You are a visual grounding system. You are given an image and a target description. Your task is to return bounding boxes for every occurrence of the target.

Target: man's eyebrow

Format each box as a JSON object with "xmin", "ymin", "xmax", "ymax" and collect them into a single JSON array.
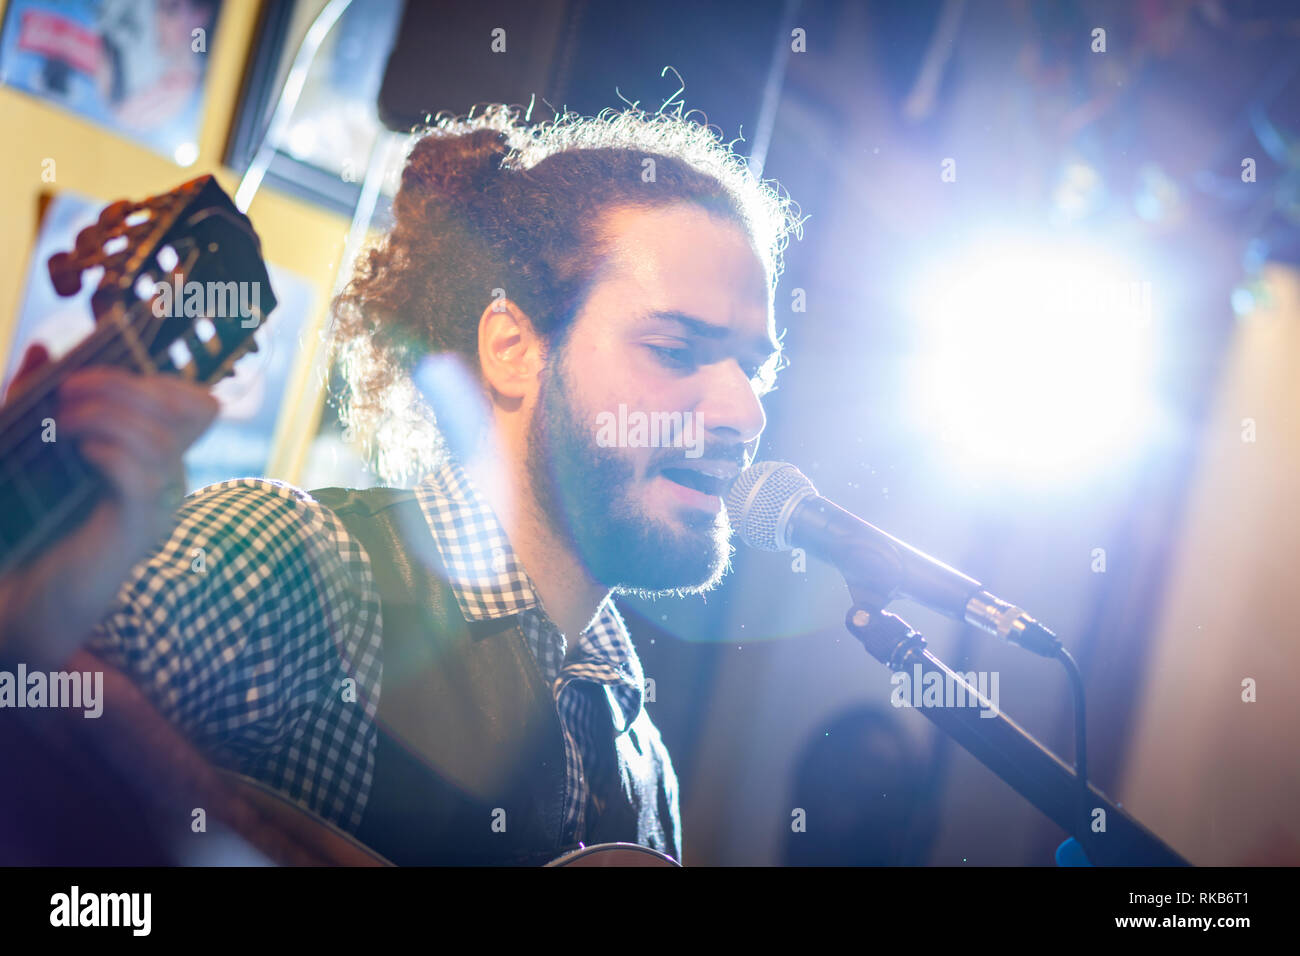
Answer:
[{"xmin": 647, "ymin": 310, "xmax": 781, "ymax": 362}]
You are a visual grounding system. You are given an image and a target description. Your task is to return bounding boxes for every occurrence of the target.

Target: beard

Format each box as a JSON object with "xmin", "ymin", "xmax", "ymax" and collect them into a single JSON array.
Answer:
[{"xmin": 525, "ymin": 354, "xmax": 733, "ymax": 598}]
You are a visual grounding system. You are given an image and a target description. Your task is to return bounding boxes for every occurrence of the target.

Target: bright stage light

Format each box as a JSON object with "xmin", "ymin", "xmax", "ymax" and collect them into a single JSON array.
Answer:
[{"xmin": 906, "ymin": 234, "xmax": 1163, "ymax": 483}]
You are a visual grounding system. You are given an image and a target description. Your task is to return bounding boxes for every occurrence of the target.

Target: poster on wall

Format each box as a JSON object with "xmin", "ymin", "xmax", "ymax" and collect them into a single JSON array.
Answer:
[
  {"xmin": 4, "ymin": 189, "xmax": 318, "ymax": 493},
  {"xmin": 0, "ymin": 0, "xmax": 221, "ymax": 165}
]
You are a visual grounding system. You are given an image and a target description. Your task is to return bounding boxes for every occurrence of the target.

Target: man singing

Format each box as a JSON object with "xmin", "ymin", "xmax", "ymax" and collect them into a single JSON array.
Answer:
[{"xmin": 79, "ymin": 104, "xmax": 803, "ymax": 864}]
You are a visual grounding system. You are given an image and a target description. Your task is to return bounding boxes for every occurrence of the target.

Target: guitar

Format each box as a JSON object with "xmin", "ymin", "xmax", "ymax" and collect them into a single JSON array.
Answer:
[
  {"xmin": 0, "ymin": 174, "xmax": 275, "ymax": 577},
  {"xmin": 224, "ymin": 770, "xmax": 681, "ymax": 867}
]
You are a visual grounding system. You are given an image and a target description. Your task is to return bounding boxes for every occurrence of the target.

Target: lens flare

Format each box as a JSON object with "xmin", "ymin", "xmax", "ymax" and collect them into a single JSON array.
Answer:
[{"xmin": 907, "ymin": 235, "xmax": 1163, "ymax": 482}]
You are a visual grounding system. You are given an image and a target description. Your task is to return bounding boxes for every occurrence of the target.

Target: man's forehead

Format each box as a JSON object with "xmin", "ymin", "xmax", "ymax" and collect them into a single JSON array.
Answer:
[{"xmin": 592, "ymin": 203, "xmax": 771, "ymax": 328}]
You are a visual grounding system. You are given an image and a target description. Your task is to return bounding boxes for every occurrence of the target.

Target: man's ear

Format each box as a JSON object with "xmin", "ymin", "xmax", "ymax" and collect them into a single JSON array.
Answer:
[{"xmin": 477, "ymin": 297, "xmax": 544, "ymax": 400}]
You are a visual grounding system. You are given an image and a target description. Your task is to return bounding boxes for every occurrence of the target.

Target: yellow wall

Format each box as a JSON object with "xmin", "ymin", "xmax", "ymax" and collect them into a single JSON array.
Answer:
[
  {"xmin": 1119, "ymin": 263, "xmax": 1300, "ymax": 865},
  {"xmin": 0, "ymin": 0, "xmax": 350, "ymax": 482}
]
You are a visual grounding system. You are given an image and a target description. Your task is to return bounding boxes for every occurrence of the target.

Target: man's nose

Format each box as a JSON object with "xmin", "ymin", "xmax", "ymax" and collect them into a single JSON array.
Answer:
[{"xmin": 696, "ymin": 359, "xmax": 766, "ymax": 448}]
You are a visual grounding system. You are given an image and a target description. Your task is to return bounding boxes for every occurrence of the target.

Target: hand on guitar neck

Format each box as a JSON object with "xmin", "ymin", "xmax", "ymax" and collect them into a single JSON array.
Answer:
[{"xmin": 0, "ymin": 342, "xmax": 219, "ymax": 668}]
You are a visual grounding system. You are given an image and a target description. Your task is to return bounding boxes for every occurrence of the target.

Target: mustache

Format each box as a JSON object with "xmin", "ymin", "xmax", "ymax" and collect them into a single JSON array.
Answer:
[{"xmin": 649, "ymin": 445, "xmax": 752, "ymax": 473}]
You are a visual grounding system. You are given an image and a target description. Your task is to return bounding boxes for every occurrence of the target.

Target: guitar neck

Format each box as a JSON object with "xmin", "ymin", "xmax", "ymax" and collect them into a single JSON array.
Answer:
[
  {"xmin": 0, "ymin": 322, "xmax": 144, "ymax": 577},
  {"xmin": 0, "ymin": 174, "xmax": 275, "ymax": 578}
]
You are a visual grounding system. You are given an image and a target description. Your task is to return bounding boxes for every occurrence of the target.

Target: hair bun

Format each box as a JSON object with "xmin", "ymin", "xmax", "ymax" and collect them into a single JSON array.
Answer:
[{"xmin": 399, "ymin": 127, "xmax": 511, "ymax": 207}]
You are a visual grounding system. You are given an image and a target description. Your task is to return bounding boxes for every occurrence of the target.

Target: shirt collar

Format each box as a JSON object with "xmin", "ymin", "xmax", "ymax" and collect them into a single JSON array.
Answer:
[
  {"xmin": 569, "ymin": 600, "xmax": 644, "ymax": 733},
  {"xmin": 413, "ymin": 457, "xmax": 539, "ymax": 622},
  {"xmin": 411, "ymin": 459, "xmax": 643, "ymax": 726}
]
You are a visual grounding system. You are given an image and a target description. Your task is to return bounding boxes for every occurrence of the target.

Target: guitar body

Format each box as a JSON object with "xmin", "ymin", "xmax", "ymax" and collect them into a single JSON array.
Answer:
[
  {"xmin": 546, "ymin": 843, "xmax": 680, "ymax": 867},
  {"xmin": 220, "ymin": 772, "xmax": 395, "ymax": 866},
  {"xmin": 222, "ymin": 771, "xmax": 679, "ymax": 867}
]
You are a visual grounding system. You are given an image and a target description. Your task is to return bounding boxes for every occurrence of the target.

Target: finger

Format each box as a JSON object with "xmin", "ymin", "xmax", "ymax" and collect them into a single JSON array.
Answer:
[
  {"xmin": 77, "ymin": 438, "xmax": 184, "ymax": 520},
  {"xmin": 144, "ymin": 377, "xmax": 222, "ymax": 436},
  {"xmin": 56, "ymin": 378, "xmax": 218, "ymax": 473},
  {"xmin": 15, "ymin": 342, "xmax": 50, "ymax": 379},
  {"xmin": 58, "ymin": 372, "xmax": 220, "ymax": 439},
  {"xmin": 66, "ymin": 373, "xmax": 221, "ymax": 429},
  {"xmin": 4, "ymin": 342, "xmax": 51, "ymax": 400},
  {"xmin": 56, "ymin": 390, "xmax": 177, "ymax": 444},
  {"xmin": 64, "ymin": 417, "xmax": 179, "ymax": 500},
  {"xmin": 58, "ymin": 391, "xmax": 213, "ymax": 467}
]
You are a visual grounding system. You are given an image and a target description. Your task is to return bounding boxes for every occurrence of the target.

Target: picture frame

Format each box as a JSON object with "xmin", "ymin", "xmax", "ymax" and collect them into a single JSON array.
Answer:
[
  {"xmin": 225, "ymin": 0, "xmax": 404, "ymax": 216},
  {"xmin": 0, "ymin": 0, "xmax": 222, "ymax": 165}
]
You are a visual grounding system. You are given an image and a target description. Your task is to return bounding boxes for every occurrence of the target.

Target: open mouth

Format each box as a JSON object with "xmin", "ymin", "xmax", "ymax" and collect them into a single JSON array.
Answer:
[{"xmin": 658, "ymin": 467, "xmax": 727, "ymax": 498}]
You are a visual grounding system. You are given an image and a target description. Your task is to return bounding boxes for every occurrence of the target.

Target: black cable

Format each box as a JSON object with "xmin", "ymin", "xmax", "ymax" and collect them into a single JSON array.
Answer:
[{"xmin": 1055, "ymin": 644, "xmax": 1090, "ymax": 849}]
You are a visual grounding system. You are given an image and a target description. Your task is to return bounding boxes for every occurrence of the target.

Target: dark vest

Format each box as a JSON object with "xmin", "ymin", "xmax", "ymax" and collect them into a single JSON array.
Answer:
[{"xmin": 310, "ymin": 486, "xmax": 680, "ymax": 866}]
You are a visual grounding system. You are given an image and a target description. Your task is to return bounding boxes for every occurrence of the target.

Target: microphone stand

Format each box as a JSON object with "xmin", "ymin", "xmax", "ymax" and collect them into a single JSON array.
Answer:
[{"xmin": 840, "ymin": 578, "xmax": 1190, "ymax": 866}]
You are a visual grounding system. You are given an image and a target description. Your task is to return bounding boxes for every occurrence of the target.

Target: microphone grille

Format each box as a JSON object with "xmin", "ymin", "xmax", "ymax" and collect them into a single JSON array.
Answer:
[{"xmin": 724, "ymin": 460, "xmax": 817, "ymax": 552}]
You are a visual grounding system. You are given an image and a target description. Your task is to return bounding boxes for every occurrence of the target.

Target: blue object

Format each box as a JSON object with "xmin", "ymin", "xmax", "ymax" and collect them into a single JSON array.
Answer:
[{"xmin": 1055, "ymin": 837, "xmax": 1094, "ymax": 866}]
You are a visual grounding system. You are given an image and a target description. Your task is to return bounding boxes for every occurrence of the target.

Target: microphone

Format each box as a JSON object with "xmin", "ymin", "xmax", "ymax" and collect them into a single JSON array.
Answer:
[{"xmin": 725, "ymin": 461, "xmax": 1061, "ymax": 657}]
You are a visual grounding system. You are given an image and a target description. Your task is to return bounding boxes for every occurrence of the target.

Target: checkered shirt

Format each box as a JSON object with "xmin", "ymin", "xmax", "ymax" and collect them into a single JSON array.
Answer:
[
  {"xmin": 414, "ymin": 461, "xmax": 647, "ymax": 843},
  {"xmin": 86, "ymin": 459, "xmax": 653, "ymax": 847}
]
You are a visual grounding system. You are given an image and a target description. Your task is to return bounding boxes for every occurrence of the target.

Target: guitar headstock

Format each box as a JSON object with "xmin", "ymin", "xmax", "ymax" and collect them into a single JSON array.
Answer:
[{"xmin": 45, "ymin": 175, "xmax": 277, "ymax": 385}]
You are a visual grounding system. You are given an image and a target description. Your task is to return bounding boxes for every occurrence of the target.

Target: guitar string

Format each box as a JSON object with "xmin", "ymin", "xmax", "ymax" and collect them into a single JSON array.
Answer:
[
  {"xmin": 0, "ymin": 294, "xmax": 238, "ymax": 471},
  {"xmin": 0, "ymin": 301, "xmax": 162, "ymax": 453},
  {"xmin": 0, "ymin": 190, "xmax": 257, "ymax": 544},
  {"xmin": 0, "ymin": 305, "xmax": 200, "ymax": 537},
  {"xmin": 0, "ymin": 254, "xmax": 256, "ymax": 451},
  {"xmin": 0, "ymin": 210, "xmax": 217, "ymax": 444}
]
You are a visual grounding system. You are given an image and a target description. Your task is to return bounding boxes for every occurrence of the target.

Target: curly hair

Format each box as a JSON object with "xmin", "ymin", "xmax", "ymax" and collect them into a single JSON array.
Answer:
[{"xmin": 329, "ymin": 102, "xmax": 804, "ymax": 485}]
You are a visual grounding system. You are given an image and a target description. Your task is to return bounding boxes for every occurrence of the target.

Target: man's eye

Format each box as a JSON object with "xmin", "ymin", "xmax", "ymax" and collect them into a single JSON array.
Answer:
[{"xmin": 648, "ymin": 345, "xmax": 695, "ymax": 370}]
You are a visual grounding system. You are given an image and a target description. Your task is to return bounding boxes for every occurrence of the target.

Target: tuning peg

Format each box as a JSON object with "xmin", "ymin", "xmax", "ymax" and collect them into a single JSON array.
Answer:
[
  {"xmin": 75, "ymin": 224, "xmax": 103, "ymax": 256},
  {"xmin": 47, "ymin": 251, "xmax": 82, "ymax": 296},
  {"xmin": 90, "ymin": 288, "xmax": 117, "ymax": 321},
  {"xmin": 97, "ymin": 200, "xmax": 131, "ymax": 226}
]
